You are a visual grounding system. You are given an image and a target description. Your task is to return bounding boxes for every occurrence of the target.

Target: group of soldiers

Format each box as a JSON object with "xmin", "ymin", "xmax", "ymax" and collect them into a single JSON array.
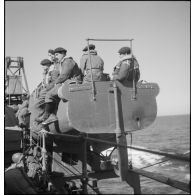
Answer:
[
  {"xmin": 18, "ymin": 44, "xmax": 140, "ymax": 127},
  {"xmin": 5, "ymin": 44, "xmax": 141, "ymax": 194}
]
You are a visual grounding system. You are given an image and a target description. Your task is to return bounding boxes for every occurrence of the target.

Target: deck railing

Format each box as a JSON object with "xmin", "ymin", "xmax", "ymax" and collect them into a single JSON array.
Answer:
[{"xmin": 32, "ymin": 128, "xmax": 190, "ymax": 194}]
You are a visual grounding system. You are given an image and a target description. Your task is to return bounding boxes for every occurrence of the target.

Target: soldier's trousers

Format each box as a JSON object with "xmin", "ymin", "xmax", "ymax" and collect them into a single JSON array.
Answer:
[
  {"xmin": 45, "ymin": 83, "xmax": 62, "ymax": 103},
  {"xmin": 35, "ymin": 83, "xmax": 55, "ymax": 108}
]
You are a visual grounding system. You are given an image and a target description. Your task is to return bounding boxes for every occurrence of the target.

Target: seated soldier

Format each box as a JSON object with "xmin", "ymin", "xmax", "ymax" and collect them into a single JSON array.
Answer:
[
  {"xmin": 34, "ymin": 57, "xmax": 60, "ymax": 124},
  {"xmin": 80, "ymin": 44, "xmax": 108, "ymax": 83},
  {"xmin": 112, "ymin": 46, "xmax": 140, "ymax": 85},
  {"xmin": 36, "ymin": 47, "xmax": 82, "ymax": 124},
  {"xmin": 5, "ymin": 153, "xmax": 38, "ymax": 194},
  {"xmin": 36, "ymin": 58, "xmax": 60, "ymax": 107}
]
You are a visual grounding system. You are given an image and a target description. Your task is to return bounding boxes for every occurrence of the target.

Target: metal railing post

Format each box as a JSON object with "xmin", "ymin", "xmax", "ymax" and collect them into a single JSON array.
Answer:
[
  {"xmin": 81, "ymin": 133, "xmax": 88, "ymax": 194},
  {"xmin": 113, "ymin": 81, "xmax": 129, "ymax": 181},
  {"xmin": 41, "ymin": 129, "xmax": 47, "ymax": 172},
  {"xmin": 130, "ymin": 39, "xmax": 136, "ymax": 100}
]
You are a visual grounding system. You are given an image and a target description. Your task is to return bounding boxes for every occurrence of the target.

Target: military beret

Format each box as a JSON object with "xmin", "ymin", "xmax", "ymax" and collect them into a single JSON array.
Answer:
[
  {"xmin": 40, "ymin": 59, "xmax": 53, "ymax": 66},
  {"xmin": 54, "ymin": 47, "xmax": 67, "ymax": 54},
  {"xmin": 83, "ymin": 44, "xmax": 95, "ymax": 52},
  {"xmin": 118, "ymin": 47, "xmax": 131, "ymax": 55},
  {"xmin": 48, "ymin": 49, "xmax": 54, "ymax": 55}
]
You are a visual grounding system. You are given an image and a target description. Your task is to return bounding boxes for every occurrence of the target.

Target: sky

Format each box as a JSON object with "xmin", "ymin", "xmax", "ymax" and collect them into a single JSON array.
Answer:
[{"xmin": 4, "ymin": 1, "xmax": 190, "ymax": 116}]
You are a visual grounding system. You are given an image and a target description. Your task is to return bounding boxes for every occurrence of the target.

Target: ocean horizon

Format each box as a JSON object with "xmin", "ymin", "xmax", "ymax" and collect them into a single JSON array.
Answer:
[{"xmin": 99, "ymin": 114, "xmax": 190, "ymax": 194}]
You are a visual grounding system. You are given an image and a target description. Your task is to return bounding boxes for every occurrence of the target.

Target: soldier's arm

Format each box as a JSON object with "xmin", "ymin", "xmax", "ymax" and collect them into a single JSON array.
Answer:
[
  {"xmin": 133, "ymin": 57, "xmax": 139, "ymax": 69},
  {"xmin": 113, "ymin": 63, "xmax": 129, "ymax": 81},
  {"xmin": 19, "ymin": 100, "xmax": 29, "ymax": 110},
  {"xmin": 100, "ymin": 58, "xmax": 104, "ymax": 71},
  {"xmin": 132, "ymin": 57, "xmax": 140, "ymax": 82},
  {"xmin": 80, "ymin": 56, "xmax": 87, "ymax": 74},
  {"xmin": 55, "ymin": 59, "xmax": 74, "ymax": 84}
]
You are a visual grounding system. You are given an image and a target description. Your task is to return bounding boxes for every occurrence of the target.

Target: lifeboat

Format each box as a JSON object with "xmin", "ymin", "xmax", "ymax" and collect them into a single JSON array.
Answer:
[
  {"xmin": 56, "ymin": 80, "xmax": 159, "ymax": 134},
  {"xmin": 29, "ymin": 80, "xmax": 159, "ymax": 153},
  {"xmin": 30, "ymin": 80, "xmax": 159, "ymax": 134}
]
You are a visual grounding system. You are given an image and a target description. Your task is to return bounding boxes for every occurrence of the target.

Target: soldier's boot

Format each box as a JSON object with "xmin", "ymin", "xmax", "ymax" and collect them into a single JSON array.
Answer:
[
  {"xmin": 35, "ymin": 103, "xmax": 53, "ymax": 123},
  {"xmin": 42, "ymin": 113, "xmax": 58, "ymax": 125}
]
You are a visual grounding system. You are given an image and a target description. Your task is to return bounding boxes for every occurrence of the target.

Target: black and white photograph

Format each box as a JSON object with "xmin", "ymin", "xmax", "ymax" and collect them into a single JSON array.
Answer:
[{"xmin": 4, "ymin": 1, "xmax": 190, "ymax": 194}]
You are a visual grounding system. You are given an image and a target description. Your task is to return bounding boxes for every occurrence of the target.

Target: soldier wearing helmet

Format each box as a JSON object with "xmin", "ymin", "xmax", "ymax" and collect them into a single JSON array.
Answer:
[
  {"xmin": 12, "ymin": 152, "xmax": 23, "ymax": 164},
  {"xmin": 112, "ymin": 46, "xmax": 140, "ymax": 85},
  {"xmin": 5, "ymin": 153, "xmax": 24, "ymax": 172}
]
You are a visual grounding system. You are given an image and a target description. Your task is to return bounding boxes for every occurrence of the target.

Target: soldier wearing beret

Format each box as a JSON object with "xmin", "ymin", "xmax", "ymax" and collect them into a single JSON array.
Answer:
[
  {"xmin": 47, "ymin": 49, "xmax": 60, "ymax": 86},
  {"xmin": 35, "ymin": 58, "xmax": 60, "ymax": 107},
  {"xmin": 80, "ymin": 44, "xmax": 106, "ymax": 83},
  {"xmin": 36, "ymin": 47, "xmax": 82, "ymax": 124},
  {"xmin": 41, "ymin": 59, "xmax": 54, "ymax": 87},
  {"xmin": 48, "ymin": 49, "xmax": 55, "ymax": 62},
  {"xmin": 112, "ymin": 46, "xmax": 140, "ymax": 86}
]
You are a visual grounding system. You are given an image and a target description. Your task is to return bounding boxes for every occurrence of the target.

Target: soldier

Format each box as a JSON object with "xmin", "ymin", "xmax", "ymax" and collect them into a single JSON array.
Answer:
[
  {"xmin": 41, "ymin": 58, "xmax": 53, "ymax": 88},
  {"xmin": 16, "ymin": 95, "xmax": 30, "ymax": 128},
  {"xmin": 48, "ymin": 49, "xmax": 56, "ymax": 62},
  {"xmin": 36, "ymin": 47, "xmax": 82, "ymax": 124},
  {"xmin": 112, "ymin": 46, "xmax": 140, "ymax": 85},
  {"xmin": 80, "ymin": 44, "xmax": 106, "ymax": 83},
  {"xmin": 35, "ymin": 58, "xmax": 60, "ymax": 108},
  {"xmin": 46, "ymin": 49, "xmax": 60, "ymax": 88}
]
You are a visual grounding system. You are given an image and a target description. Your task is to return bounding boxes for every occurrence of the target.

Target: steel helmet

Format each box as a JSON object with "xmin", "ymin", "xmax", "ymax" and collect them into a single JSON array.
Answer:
[{"xmin": 12, "ymin": 153, "xmax": 23, "ymax": 163}]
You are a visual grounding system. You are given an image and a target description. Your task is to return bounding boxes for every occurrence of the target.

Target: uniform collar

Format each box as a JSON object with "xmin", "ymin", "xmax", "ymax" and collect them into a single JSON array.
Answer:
[
  {"xmin": 116, "ymin": 54, "xmax": 134, "ymax": 64},
  {"xmin": 120, "ymin": 54, "xmax": 132, "ymax": 61},
  {"xmin": 59, "ymin": 56, "xmax": 71, "ymax": 64},
  {"xmin": 83, "ymin": 50, "xmax": 97, "ymax": 55}
]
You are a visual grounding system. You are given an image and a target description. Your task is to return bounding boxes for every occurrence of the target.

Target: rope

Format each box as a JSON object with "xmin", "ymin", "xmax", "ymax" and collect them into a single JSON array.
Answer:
[
  {"xmin": 31, "ymin": 130, "xmax": 190, "ymax": 162},
  {"xmin": 129, "ymin": 132, "xmax": 133, "ymax": 168}
]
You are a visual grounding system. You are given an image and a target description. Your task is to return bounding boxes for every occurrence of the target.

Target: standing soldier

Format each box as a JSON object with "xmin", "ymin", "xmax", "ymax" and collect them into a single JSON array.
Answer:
[
  {"xmin": 36, "ymin": 47, "xmax": 82, "ymax": 124},
  {"xmin": 16, "ymin": 95, "xmax": 30, "ymax": 128},
  {"xmin": 112, "ymin": 46, "xmax": 140, "ymax": 85},
  {"xmin": 80, "ymin": 44, "xmax": 106, "ymax": 83}
]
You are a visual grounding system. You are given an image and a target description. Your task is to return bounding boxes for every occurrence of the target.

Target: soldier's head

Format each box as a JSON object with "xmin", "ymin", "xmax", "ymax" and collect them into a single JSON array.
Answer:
[
  {"xmin": 118, "ymin": 47, "xmax": 131, "ymax": 58},
  {"xmin": 48, "ymin": 49, "xmax": 55, "ymax": 62},
  {"xmin": 12, "ymin": 152, "xmax": 23, "ymax": 163},
  {"xmin": 54, "ymin": 47, "xmax": 67, "ymax": 62},
  {"xmin": 40, "ymin": 59, "xmax": 53, "ymax": 70},
  {"xmin": 22, "ymin": 94, "xmax": 29, "ymax": 101},
  {"xmin": 82, "ymin": 44, "xmax": 95, "ymax": 52}
]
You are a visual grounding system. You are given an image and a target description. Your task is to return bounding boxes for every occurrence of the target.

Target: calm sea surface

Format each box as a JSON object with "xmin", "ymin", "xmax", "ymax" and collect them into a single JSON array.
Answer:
[{"xmin": 98, "ymin": 114, "xmax": 190, "ymax": 194}]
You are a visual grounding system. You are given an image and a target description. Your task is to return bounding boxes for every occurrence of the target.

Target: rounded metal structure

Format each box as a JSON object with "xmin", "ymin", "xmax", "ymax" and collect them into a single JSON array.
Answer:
[
  {"xmin": 56, "ymin": 80, "xmax": 159, "ymax": 134},
  {"xmin": 29, "ymin": 80, "xmax": 159, "ymax": 152}
]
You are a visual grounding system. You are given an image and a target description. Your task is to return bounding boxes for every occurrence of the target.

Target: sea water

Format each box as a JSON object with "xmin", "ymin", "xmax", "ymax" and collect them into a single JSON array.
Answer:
[{"xmin": 99, "ymin": 114, "xmax": 190, "ymax": 194}]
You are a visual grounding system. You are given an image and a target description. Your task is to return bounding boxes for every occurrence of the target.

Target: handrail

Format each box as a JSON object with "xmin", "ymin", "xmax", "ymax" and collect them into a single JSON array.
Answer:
[
  {"xmin": 36, "ymin": 129, "xmax": 190, "ymax": 193},
  {"xmin": 45, "ymin": 132, "xmax": 190, "ymax": 162},
  {"xmin": 86, "ymin": 38, "xmax": 134, "ymax": 41},
  {"xmin": 86, "ymin": 38, "xmax": 137, "ymax": 99}
]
